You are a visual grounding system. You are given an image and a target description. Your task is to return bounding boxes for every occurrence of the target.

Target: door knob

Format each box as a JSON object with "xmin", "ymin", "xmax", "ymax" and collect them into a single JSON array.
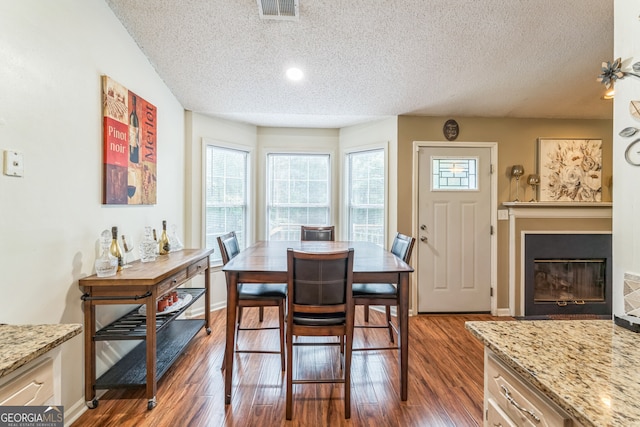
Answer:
[{"xmin": 420, "ymin": 236, "xmax": 428, "ymax": 243}]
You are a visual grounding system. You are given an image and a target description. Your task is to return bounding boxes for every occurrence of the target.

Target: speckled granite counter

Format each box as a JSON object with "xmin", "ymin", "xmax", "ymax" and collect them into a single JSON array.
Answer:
[
  {"xmin": 466, "ymin": 320, "xmax": 640, "ymax": 427},
  {"xmin": 0, "ymin": 323, "xmax": 82, "ymax": 378}
]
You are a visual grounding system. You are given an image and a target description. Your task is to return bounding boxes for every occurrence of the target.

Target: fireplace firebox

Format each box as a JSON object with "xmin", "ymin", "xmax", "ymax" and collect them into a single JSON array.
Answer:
[{"xmin": 524, "ymin": 233, "xmax": 611, "ymax": 316}]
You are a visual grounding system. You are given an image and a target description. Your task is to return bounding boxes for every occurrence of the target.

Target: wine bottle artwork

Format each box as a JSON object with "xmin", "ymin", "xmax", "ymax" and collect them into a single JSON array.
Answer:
[
  {"xmin": 129, "ymin": 95, "xmax": 140, "ymax": 164},
  {"xmin": 127, "ymin": 168, "xmax": 137, "ymax": 199}
]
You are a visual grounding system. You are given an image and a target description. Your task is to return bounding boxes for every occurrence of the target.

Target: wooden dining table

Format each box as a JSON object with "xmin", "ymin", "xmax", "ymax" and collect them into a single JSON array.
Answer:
[{"xmin": 221, "ymin": 240, "xmax": 414, "ymax": 404}]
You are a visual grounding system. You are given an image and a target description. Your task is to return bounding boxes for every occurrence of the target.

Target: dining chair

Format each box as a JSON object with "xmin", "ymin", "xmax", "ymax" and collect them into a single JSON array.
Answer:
[
  {"xmin": 300, "ymin": 225, "xmax": 335, "ymax": 241},
  {"xmin": 352, "ymin": 232, "xmax": 415, "ymax": 351},
  {"xmin": 285, "ymin": 248, "xmax": 355, "ymax": 420},
  {"xmin": 217, "ymin": 231, "xmax": 286, "ymax": 371}
]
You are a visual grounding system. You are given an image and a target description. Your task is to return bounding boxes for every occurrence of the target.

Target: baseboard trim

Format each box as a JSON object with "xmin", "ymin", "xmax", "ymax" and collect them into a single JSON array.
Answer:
[{"xmin": 495, "ymin": 308, "xmax": 512, "ymax": 317}]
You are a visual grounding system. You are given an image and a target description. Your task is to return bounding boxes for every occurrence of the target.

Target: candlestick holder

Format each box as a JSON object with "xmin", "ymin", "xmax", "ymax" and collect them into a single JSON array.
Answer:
[{"xmin": 510, "ymin": 165, "xmax": 525, "ymax": 202}]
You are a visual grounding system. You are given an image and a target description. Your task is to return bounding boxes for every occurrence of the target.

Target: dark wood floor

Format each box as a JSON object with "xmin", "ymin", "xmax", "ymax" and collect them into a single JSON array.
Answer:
[{"xmin": 72, "ymin": 309, "xmax": 510, "ymax": 426}]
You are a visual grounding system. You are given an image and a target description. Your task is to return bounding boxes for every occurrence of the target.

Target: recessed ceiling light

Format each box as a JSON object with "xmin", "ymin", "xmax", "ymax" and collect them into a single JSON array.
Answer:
[{"xmin": 286, "ymin": 67, "xmax": 304, "ymax": 81}]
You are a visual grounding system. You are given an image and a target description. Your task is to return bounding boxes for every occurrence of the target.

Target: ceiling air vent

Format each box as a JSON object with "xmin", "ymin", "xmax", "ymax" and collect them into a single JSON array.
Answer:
[{"xmin": 257, "ymin": 0, "xmax": 299, "ymax": 21}]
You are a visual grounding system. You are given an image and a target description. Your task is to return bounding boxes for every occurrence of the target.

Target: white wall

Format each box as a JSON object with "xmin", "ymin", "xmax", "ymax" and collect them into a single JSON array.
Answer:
[
  {"xmin": 0, "ymin": 0, "xmax": 186, "ymax": 419},
  {"xmin": 613, "ymin": 0, "xmax": 640, "ymax": 316}
]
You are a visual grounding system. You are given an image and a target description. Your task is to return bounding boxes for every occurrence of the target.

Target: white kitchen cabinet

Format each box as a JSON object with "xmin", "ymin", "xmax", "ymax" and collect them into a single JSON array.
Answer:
[{"xmin": 484, "ymin": 349, "xmax": 584, "ymax": 427}]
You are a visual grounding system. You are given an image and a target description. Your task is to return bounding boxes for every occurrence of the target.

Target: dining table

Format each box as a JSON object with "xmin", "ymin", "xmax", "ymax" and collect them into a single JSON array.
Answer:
[{"xmin": 221, "ymin": 240, "xmax": 414, "ymax": 404}]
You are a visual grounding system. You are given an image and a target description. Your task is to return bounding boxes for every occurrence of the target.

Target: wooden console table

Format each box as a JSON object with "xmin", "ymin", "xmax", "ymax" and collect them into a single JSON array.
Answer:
[{"xmin": 79, "ymin": 248, "xmax": 213, "ymax": 410}]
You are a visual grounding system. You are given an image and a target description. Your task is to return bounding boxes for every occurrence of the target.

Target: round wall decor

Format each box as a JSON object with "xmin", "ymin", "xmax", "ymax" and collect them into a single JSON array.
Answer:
[{"xmin": 443, "ymin": 119, "xmax": 459, "ymax": 141}]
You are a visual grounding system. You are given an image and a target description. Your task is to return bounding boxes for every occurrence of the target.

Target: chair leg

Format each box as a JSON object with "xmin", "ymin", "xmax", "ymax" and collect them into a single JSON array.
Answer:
[
  {"xmin": 235, "ymin": 307, "xmax": 241, "ymax": 346},
  {"xmin": 363, "ymin": 303, "xmax": 370, "ymax": 322},
  {"xmin": 386, "ymin": 305, "xmax": 394, "ymax": 343},
  {"xmin": 259, "ymin": 306, "xmax": 264, "ymax": 322},
  {"xmin": 344, "ymin": 331, "xmax": 353, "ymax": 419},
  {"xmin": 286, "ymin": 330, "xmax": 294, "ymax": 420},
  {"xmin": 279, "ymin": 299, "xmax": 285, "ymax": 371},
  {"xmin": 221, "ymin": 345, "xmax": 226, "ymax": 371}
]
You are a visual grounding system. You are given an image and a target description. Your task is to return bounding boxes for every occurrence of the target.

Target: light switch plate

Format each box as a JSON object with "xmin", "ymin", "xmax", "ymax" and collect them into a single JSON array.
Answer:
[
  {"xmin": 3, "ymin": 150, "xmax": 24, "ymax": 177},
  {"xmin": 497, "ymin": 209, "xmax": 508, "ymax": 220}
]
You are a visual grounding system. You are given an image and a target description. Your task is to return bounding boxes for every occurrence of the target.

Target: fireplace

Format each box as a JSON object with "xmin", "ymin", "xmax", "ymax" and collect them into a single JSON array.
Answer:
[{"xmin": 524, "ymin": 233, "xmax": 612, "ymax": 316}]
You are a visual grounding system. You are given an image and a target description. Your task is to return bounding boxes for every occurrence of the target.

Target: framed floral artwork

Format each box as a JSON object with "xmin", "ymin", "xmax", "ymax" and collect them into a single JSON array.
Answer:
[{"xmin": 537, "ymin": 138, "xmax": 602, "ymax": 202}]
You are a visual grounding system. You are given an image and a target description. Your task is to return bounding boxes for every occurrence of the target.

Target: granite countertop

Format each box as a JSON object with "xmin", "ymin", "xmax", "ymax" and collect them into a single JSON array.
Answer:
[
  {"xmin": 466, "ymin": 320, "xmax": 640, "ymax": 427},
  {"xmin": 0, "ymin": 323, "xmax": 82, "ymax": 378}
]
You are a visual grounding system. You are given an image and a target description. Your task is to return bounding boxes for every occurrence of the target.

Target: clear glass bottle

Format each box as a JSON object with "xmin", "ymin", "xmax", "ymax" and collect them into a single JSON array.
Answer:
[
  {"xmin": 158, "ymin": 220, "xmax": 171, "ymax": 255},
  {"xmin": 95, "ymin": 230, "xmax": 118, "ymax": 277},
  {"xmin": 169, "ymin": 224, "xmax": 184, "ymax": 252},
  {"xmin": 139, "ymin": 226, "xmax": 157, "ymax": 263},
  {"xmin": 110, "ymin": 226, "xmax": 124, "ymax": 271}
]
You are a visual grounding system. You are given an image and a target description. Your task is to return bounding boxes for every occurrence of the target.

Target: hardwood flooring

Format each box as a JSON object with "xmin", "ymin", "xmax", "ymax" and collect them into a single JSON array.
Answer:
[{"xmin": 71, "ymin": 309, "xmax": 510, "ymax": 427}]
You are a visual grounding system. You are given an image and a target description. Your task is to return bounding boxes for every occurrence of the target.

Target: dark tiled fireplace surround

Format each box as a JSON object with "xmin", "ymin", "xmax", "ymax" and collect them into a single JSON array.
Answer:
[{"xmin": 524, "ymin": 233, "xmax": 612, "ymax": 316}]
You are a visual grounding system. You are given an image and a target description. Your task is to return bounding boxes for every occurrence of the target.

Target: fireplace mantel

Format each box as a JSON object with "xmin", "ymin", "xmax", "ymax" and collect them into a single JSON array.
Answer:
[
  {"xmin": 502, "ymin": 202, "xmax": 612, "ymax": 316},
  {"xmin": 503, "ymin": 202, "xmax": 612, "ymax": 219}
]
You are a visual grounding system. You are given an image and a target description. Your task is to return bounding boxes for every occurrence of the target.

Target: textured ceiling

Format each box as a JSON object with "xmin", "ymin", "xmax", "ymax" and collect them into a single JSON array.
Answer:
[{"xmin": 105, "ymin": 0, "xmax": 614, "ymax": 128}]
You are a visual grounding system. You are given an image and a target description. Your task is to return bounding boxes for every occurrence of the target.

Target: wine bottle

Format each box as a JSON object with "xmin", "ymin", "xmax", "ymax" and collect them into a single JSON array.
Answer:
[
  {"xmin": 158, "ymin": 220, "xmax": 171, "ymax": 255},
  {"xmin": 121, "ymin": 235, "xmax": 130, "ymax": 253},
  {"xmin": 129, "ymin": 95, "xmax": 140, "ymax": 164},
  {"xmin": 110, "ymin": 226, "xmax": 124, "ymax": 271}
]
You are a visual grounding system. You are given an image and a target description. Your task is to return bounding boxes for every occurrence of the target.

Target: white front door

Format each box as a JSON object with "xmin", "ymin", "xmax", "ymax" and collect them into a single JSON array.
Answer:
[{"xmin": 417, "ymin": 145, "xmax": 492, "ymax": 312}]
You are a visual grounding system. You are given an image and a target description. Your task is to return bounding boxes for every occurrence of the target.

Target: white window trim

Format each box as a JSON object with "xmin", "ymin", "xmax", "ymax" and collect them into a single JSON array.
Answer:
[
  {"xmin": 201, "ymin": 138, "xmax": 254, "ymax": 265},
  {"xmin": 264, "ymin": 150, "xmax": 333, "ymax": 240},
  {"xmin": 341, "ymin": 142, "xmax": 388, "ymax": 246},
  {"xmin": 430, "ymin": 155, "xmax": 480, "ymax": 192}
]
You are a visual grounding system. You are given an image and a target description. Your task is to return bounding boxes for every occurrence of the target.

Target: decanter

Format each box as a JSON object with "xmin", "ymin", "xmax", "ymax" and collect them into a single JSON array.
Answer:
[
  {"xmin": 139, "ymin": 226, "xmax": 158, "ymax": 263},
  {"xmin": 95, "ymin": 229, "xmax": 118, "ymax": 277},
  {"xmin": 169, "ymin": 224, "xmax": 184, "ymax": 252}
]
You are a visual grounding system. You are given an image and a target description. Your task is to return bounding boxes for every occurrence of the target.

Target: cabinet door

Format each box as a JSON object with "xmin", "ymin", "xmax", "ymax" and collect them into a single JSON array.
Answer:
[
  {"xmin": 487, "ymin": 353, "xmax": 572, "ymax": 427},
  {"xmin": 487, "ymin": 397, "xmax": 517, "ymax": 427},
  {"xmin": 0, "ymin": 359, "xmax": 54, "ymax": 406}
]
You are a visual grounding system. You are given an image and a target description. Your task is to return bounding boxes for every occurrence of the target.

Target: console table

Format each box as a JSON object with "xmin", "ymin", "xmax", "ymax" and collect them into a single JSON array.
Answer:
[{"xmin": 79, "ymin": 248, "xmax": 213, "ymax": 410}]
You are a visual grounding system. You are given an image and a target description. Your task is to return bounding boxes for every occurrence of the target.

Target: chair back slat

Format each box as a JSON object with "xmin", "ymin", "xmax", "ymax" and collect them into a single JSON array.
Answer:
[
  {"xmin": 390, "ymin": 233, "xmax": 416, "ymax": 264},
  {"xmin": 217, "ymin": 231, "xmax": 241, "ymax": 264},
  {"xmin": 300, "ymin": 225, "xmax": 335, "ymax": 241},
  {"xmin": 287, "ymin": 249, "xmax": 354, "ymax": 317}
]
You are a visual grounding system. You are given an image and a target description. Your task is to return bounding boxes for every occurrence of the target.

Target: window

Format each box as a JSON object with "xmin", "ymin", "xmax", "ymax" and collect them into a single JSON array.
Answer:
[
  {"xmin": 266, "ymin": 153, "xmax": 330, "ymax": 240},
  {"xmin": 432, "ymin": 157, "xmax": 478, "ymax": 190},
  {"xmin": 346, "ymin": 149, "xmax": 385, "ymax": 245},
  {"xmin": 205, "ymin": 145, "xmax": 249, "ymax": 263}
]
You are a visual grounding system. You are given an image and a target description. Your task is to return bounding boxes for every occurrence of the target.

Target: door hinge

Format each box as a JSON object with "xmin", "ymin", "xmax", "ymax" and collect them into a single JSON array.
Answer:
[
  {"xmin": 485, "ymin": 408, "xmax": 489, "ymax": 420},
  {"xmin": 490, "ymin": 287, "xmax": 494, "ymax": 297},
  {"xmin": 490, "ymin": 225, "xmax": 494, "ymax": 235},
  {"xmin": 490, "ymin": 164, "xmax": 494, "ymax": 174}
]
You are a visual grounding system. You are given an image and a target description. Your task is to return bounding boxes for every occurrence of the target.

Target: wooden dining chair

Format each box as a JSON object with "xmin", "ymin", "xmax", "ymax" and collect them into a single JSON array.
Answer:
[
  {"xmin": 300, "ymin": 225, "xmax": 335, "ymax": 241},
  {"xmin": 217, "ymin": 231, "xmax": 286, "ymax": 371},
  {"xmin": 352, "ymin": 232, "xmax": 415, "ymax": 351},
  {"xmin": 285, "ymin": 248, "xmax": 355, "ymax": 420}
]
